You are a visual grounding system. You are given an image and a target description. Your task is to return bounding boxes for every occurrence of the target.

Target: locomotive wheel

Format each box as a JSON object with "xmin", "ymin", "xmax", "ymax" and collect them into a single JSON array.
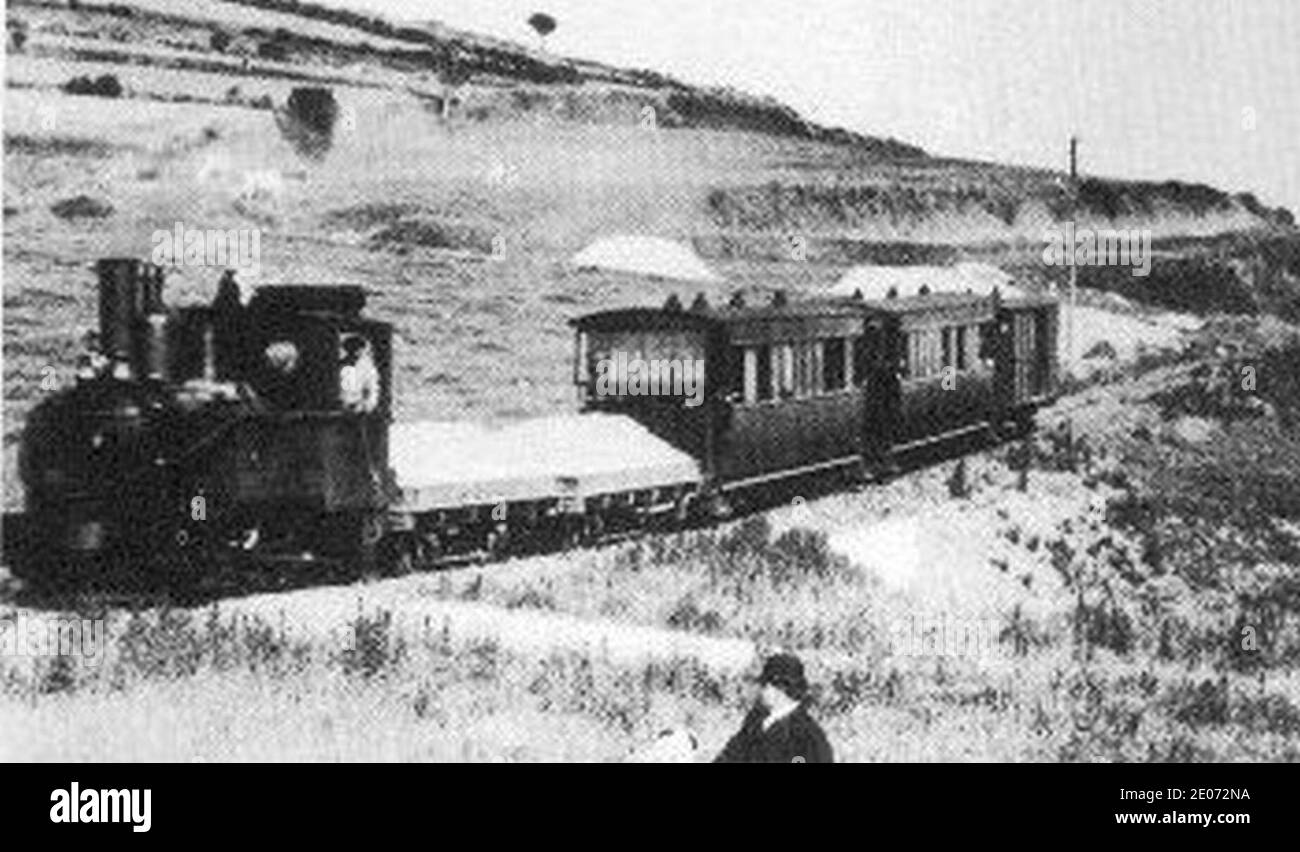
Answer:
[
  {"xmin": 379, "ymin": 532, "xmax": 417, "ymax": 577},
  {"xmin": 561, "ymin": 515, "xmax": 600, "ymax": 548},
  {"xmin": 323, "ymin": 511, "xmax": 386, "ymax": 578},
  {"xmin": 356, "ymin": 513, "xmax": 385, "ymax": 577},
  {"xmin": 419, "ymin": 532, "xmax": 444, "ymax": 567}
]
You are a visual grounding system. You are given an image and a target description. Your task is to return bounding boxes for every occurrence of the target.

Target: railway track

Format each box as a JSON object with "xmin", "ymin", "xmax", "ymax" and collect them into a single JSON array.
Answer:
[{"xmin": 0, "ymin": 423, "xmax": 1017, "ymax": 612}]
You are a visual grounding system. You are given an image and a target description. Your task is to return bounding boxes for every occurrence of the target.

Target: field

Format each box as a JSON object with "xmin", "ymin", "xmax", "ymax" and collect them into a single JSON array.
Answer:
[{"xmin": 4, "ymin": 0, "xmax": 1300, "ymax": 762}]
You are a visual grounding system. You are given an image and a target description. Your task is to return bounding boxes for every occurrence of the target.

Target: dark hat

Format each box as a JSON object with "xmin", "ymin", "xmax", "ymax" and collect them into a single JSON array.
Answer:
[
  {"xmin": 341, "ymin": 334, "xmax": 368, "ymax": 354},
  {"xmin": 757, "ymin": 653, "xmax": 808, "ymax": 701}
]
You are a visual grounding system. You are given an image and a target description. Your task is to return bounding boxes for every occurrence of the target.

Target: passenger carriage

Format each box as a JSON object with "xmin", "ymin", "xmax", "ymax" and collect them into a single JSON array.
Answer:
[{"xmin": 571, "ymin": 285, "xmax": 1059, "ymax": 512}]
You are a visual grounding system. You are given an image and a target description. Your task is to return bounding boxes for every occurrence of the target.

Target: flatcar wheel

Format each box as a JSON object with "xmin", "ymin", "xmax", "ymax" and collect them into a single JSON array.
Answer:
[
  {"xmin": 706, "ymin": 492, "xmax": 734, "ymax": 522},
  {"xmin": 562, "ymin": 515, "xmax": 601, "ymax": 548},
  {"xmin": 485, "ymin": 525, "xmax": 512, "ymax": 561},
  {"xmin": 418, "ymin": 532, "xmax": 444, "ymax": 568}
]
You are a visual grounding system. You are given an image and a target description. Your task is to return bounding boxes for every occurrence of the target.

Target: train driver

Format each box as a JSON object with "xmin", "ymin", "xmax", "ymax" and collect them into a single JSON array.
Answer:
[{"xmin": 339, "ymin": 334, "xmax": 379, "ymax": 413}]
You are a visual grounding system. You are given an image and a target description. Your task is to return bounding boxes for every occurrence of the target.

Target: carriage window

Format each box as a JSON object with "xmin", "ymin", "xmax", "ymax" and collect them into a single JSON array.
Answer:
[
  {"xmin": 755, "ymin": 344, "xmax": 773, "ymax": 402},
  {"xmin": 941, "ymin": 327, "xmax": 954, "ymax": 369},
  {"xmin": 823, "ymin": 337, "xmax": 846, "ymax": 391},
  {"xmin": 853, "ymin": 335, "xmax": 870, "ymax": 384},
  {"xmin": 794, "ymin": 341, "xmax": 816, "ymax": 397},
  {"xmin": 910, "ymin": 328, "xmax": 943, "ymax": 378},
  {"xmin": 777, "ymin": 343, "xmax": 796, "ymax": 398},
  {"xmin": 730, "ymin": 347, "xmax": 746, "ymax": 400},
  {"xmin": 585, "ymin": 329, "xmax": 705, "ymax": 388},
  {"xmin": 575, "ymin": 333, "xmax": 588, "ymax": 384},
  {"xmin": 844, "ymin": 335, "xmax": 855, "ymax": 387},
  {"xmin": 956, "ymin": 326, "xmax": 968, "ymax": 371},
  {"xmin": 979, "ymin": 322, "xmax": 997, "ymax": 361}
]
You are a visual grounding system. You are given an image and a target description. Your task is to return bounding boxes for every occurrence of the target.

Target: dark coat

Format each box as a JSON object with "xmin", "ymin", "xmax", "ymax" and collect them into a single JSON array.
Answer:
[{"xmin": 714, "ymin": 704, "xmax": 834, "ymax": 764}]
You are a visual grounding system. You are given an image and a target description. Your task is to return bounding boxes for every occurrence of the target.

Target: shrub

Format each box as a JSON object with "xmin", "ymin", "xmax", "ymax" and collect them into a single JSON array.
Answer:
[
  {"xmin": 1082, "ymin": 340, "xmax": 1118, "ymax": 360},
  {"xmin": 276, "ymin": 86, "xmax": 338, "ymax": 160},
  {"xmin": 62, "ymin": 74, "xmax": 123, "ymax": 98},
  {"xmin": 257, "ymin": 40, "xmax": 288, "ymax": 62},
  {"xmin": 50, "ymin": 195, "xmax": 113, "ymax": 219},
  {"xmin": 341, "ymin": 608, "xmax": 405, "ymax": 679},
  {"xmin": 285, "ymin": 86, "xmax": 338, "ymax": 136},
  {"xmin": 8, "ymin": 20, "xmax": 28, "ymax": 53}
]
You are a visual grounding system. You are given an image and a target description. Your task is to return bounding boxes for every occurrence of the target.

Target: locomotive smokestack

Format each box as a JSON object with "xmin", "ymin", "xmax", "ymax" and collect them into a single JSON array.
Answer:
[{"xmin": 96, "ymin": 258, "xmax": 165, "ymax": 380}]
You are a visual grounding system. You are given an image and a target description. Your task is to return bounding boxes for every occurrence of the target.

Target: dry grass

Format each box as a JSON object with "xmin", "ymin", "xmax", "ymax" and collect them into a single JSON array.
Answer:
[{"xmin": 4, "ymin": 475, "xmax": 1299, "ymax": 762}]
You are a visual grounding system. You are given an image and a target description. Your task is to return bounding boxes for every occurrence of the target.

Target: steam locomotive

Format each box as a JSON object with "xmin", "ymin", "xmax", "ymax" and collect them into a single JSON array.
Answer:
[
  {"xmin": 10, "ymin": 259, "xmax": 1057, "ymax": 590},
  {"xmin": 15, "ymin": 259, "xmax": 395, "ymax": 588}
]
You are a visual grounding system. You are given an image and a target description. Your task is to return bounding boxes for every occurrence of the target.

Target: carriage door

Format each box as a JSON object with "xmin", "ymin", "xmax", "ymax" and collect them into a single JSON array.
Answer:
[
  {"xmin": 858, "ymin": 317, "xmax": 894, "ymax": 459},
  {"xmin": 1013, "ymin": 310, "xmax": 1038, "ymax": 403}
]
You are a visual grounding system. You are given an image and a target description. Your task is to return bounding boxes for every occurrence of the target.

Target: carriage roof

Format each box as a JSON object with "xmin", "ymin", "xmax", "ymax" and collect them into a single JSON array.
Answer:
[{"xmin": 571, "ymin": 288, "xmax": 1055, "ymax": 342}]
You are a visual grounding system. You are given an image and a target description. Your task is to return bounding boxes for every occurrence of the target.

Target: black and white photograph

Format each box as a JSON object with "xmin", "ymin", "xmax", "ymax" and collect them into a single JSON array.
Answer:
[{"xmin": 0, "ymin": 0, "xmax": 1296, "ymax": 798}]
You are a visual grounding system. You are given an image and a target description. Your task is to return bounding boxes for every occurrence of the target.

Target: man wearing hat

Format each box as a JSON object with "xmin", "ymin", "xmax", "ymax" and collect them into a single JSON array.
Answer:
[
  {"xmin": 714, "ymin": 653, "xmax": 833, "ymax": 763},
  {"xmin": 339, "ymin": 334, "xmax": 379, "ymax": 413}
]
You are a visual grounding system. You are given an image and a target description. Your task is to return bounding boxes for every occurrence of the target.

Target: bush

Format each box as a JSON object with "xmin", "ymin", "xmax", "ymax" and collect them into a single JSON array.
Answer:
[
  {"xmin": 62, "ymin": 74, "xmax": 123, "ymax": 98},
  {"xmin": 276, "ymin": 86, "xmax": 338, "ymax": 160},
  {"xmin": 1082, "ymin": 340, "xmax": 1118, "ymax": 360},
  {"xmin": 341, "ymin": 608, "xmax": 405, "ymax": 679},
  {"xmin": 210, "ymin": 29, "xmax": 231, "ymax": 53},
  {"xmin": 257, "ymin": 40, "xmax": 288, "ymax": 62},
  {"xmin": 8, "ymin": 20, "xmax": 28, "ymax": 53},
  {"xmin": 285, "ymin": 86, "xmax": 338, "ymax": 134},
  {"xmin": 50, "ymin": 195, "xmax": 113, "ymax": 219}
]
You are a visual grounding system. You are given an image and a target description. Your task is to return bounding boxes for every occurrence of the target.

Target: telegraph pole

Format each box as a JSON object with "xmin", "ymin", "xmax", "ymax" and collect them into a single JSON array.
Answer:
[
  {"xmin": 1066, "ymin": 136, "xmax": 1080, "ymax": 473},
  {"xmin": 1067, "ymin": 136, "xmax": 1079, "ymax": 370}
]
